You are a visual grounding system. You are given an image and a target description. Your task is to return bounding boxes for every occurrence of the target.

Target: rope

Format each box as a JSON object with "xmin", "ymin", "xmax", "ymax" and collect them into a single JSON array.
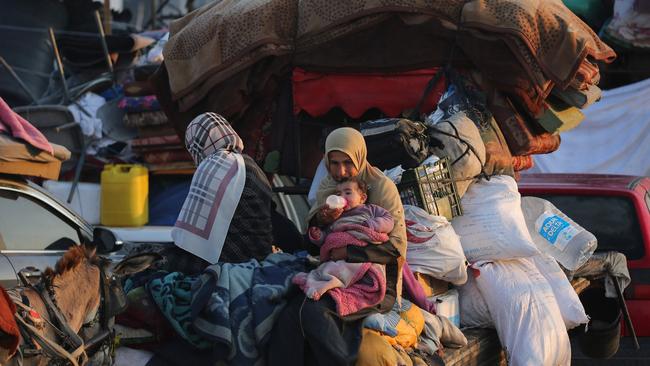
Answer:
[{"xmin": 12, "ymin": 301, "xmax": 87, "ymax": 366}]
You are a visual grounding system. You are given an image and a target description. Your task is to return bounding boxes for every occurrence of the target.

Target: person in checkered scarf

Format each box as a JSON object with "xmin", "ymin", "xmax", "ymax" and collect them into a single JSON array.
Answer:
[{"xmin": 169, "ymin": 112, "xmax": 275, "ymax": 272}]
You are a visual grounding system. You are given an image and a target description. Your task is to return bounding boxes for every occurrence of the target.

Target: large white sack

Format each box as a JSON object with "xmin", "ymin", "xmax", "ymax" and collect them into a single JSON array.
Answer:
[
  {"xmin": 457, "ymin": 270, "xmax": 493, "ymax": 329},
  {"xmin": 405, "ymin": 205, "xmax": 468, "ymax": 285},
  {"xmin": 475, "ymin": 258, "xmax": 570, "ymax": 366},
  {"xmin": 451, "ymin": 176, "xmax": 539, "ymax": 261},
  {"xmin": 531, "ymin": 254, "xmax": 589, "ymax": 330}
]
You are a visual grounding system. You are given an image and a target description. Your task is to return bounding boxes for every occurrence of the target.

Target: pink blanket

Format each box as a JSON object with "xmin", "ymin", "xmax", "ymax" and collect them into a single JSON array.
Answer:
[
  {"xmin": 294, "ymin": 223, "xmax": 389, "ymax": 316},
  {"xmin": 0, "ymin": 98, "xmax": 53, "ymax": 155}
]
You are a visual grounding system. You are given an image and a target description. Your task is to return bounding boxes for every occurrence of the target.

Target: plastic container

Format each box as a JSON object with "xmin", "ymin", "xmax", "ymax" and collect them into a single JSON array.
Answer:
[
  {"xmin": 428, "ymin": 288, "xmax": 460, "ymax": 328},
  {"xmin": 397, "ymin": 156, "xmax": 462, "ymax": 220},
  {"xmin": 325, "ymin": 195, "xmax": 347, "ymax": 209},
  {"xmin": 43, "ymin": 180, "xmax": 101, "ymax": 224},
  {"xmin": 575, "ymin": 286, "xmax": 622, "ymax": 359},
  {"xmin": 101, "ymin": 164, "xmax": 149, "ymax": 226},
  {"xmin": 521, "ymin": 196, "xmax": 597, "ymax": 270}
]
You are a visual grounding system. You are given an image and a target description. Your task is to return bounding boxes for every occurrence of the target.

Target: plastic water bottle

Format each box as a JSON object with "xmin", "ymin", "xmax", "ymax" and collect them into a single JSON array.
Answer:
[
  {"xmin": 521, "ymin": 197, "xmax": 597, "ymax": 270},
  {"xmin": 326, "ymin": 195, "xmax": 347, "ymax": 210}
]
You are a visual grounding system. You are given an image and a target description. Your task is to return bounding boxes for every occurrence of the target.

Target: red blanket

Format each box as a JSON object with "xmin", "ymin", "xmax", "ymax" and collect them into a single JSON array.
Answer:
[{"xmin": 0, "ymin": 285, "xmax": 19, "ymax": 357}]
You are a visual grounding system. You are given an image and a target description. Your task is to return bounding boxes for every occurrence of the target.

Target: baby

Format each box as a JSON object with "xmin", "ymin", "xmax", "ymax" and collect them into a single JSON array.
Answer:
[
  {"xmin": 294, "ymin": 177, "xmax": 394, "ymax": 315},
  {"xmin": 308, "ymin": 177, "xmax": 394, "ymax": 246}
]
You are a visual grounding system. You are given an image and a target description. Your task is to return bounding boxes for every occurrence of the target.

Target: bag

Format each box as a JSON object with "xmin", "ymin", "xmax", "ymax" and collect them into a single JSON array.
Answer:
[
  {"xmin": 426, "ymin": 71, "xmax": 514, "ymax": 177},
  {"xmin": 457, "ymin": 270, "xmax": 493, "ymax": 328},
  {"xmin": 404, "ymin": 205, "xmax": 468, "ymax": 285},
  {"xmin": 361, "ymin": 118, "xmax": 430, "ymax": 170},
  {"xmin": 450, "ymin": 176, "xmax": 539, "ymax": 262},
  {"xmin": 475, "ymin": 258, "xmax": 571, "ymax": 366},
  {"xmin": 531, "ymin": 254, "xmax": 589, "ymax": 330},
  {"xmin": 427, "ymin": 112, "xmax": 486, "ymax": 197},
  {"xmin": 404, "ymin": 205, "xmax": 467, "ymax": 285}
]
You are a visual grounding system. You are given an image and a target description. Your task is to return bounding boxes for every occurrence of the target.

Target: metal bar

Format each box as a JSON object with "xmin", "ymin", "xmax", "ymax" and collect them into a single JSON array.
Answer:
[
  {"xmin": 94, "ymin": 10, "xmax": 114, "ymax": 80},
  {"xmin": 67, "ymin": 142, "xmax": 87, "ymax": 204},
  {"xmin": 0, "ymin": 56, "xmax": 39, "ymax": 104},
  {"xmin": 48, "ymin": 27, "xmax": 70, "ymax": 104},
  {"xmin": 611, "ymin": 272, "xmax": 640, "ymax": 350}
]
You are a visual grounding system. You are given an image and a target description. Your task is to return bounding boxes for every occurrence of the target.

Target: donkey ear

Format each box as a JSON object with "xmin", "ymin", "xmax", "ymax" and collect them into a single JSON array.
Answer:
[
  {"xmin": 83, "ymin": 244, "xmax": 97, "ymax": 259},
  {"xmin": 112, "ymin": 253, "xmax": 163, "ymax": 277}
]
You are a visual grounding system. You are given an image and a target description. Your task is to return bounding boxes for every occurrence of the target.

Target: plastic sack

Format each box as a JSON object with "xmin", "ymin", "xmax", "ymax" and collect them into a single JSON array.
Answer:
[
  {"xmin": 475, "ymin": 258, "xmax": 571, "ymax": 366},
  {"xmin": 428, "ymin": 111, "xmax": 486, "ymax": 198},
  {"xmin": 426, "ymin": 71, "xmax": 514, "ymax": 177},
  {"xmin": 531, "ymin": 254, "xmax": 589, "ymax": 330},
  {"xmin": 451, "ymin": 176, "xmax": 539, "ymax": 261},
  {"xmin": 521, "ymin": 196, "xmax": 597, "ymax": 270},
  {"xmin": 457, "ymin": 270, "xmax": 493, "ymax": 329},
  {"xmin": 404, "ymin": 205, "xmax": 468, "ymax": 285}
]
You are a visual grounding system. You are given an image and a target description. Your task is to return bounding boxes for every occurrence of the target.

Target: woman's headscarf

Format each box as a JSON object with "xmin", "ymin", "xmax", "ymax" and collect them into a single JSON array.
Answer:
[
  {"xmin": 308, "ymin": 127, "xmax": 407, "ymax": 259},
  {"xmin": 172, "ymin": 112, "xmax": 246, "ymax": 264}
]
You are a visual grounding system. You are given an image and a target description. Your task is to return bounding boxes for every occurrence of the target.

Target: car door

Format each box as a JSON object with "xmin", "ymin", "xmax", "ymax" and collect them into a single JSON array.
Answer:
[{"xmin": 0, "ymin": 187, "xmax": 84, "ymax": 288}]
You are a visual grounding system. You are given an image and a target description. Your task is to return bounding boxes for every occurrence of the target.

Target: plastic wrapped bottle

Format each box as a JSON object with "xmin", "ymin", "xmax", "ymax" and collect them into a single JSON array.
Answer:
[
  {"xmin": 521, "ymin": 196, "xmax": 597, "ymax": 270},
  {"xmin": 326, "ymin": 195, "xmax": 347, "ymax": 210}
]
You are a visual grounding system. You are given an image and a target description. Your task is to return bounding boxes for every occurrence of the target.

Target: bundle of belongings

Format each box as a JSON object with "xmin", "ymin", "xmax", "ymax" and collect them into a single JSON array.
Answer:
[
  {"xmin": 0, "ymin": 97, "xmax": 70, "ymax": 180},
  {"xmin": 152, "ymin": 0, "xmax": 614, "ymax": 165},
  {"xmin": 116, "ymin": 253, "xmax": 312, "ymax": 365},
  {"xmin": 144, "ymin": 0, "xmax": 620, "ymax": 364},
  {"xmin": 121, "ymin": 95, "xmax": 194, "ymax": 173}
]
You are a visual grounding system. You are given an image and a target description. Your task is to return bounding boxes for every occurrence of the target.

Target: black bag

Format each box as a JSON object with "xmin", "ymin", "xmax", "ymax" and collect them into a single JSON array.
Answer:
[{"xmin": 360, "ymin": 118, "xmax": 430, "ymax": 170}]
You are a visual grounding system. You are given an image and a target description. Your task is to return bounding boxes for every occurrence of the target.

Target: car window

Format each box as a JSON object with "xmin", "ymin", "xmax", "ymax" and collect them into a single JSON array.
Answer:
[
  {"xmin": 0, "ymin": 190, "xmax": 81, "ymax": 251},
  {"xmin": 531, "ymin": 194, "xmax": 645, "ymax": 260}
]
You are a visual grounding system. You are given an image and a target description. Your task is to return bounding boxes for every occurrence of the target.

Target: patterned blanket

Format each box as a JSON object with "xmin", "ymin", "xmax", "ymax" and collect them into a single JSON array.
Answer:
[
  {"xmin": 148, "ymin": 253, "xmax": 310, "ymax": 365},
  {"xmin": 162, "ymin": 0, "xmax": 614, "ymax": 113}
]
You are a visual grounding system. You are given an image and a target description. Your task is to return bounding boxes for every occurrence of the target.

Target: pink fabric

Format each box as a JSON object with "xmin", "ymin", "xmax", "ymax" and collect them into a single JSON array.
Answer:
[
  {"xmin": 327, "ymin": 263, "xmax": 386, "ymax": 317},
  {"xmin": 320, "ymin": 223, "xmax": 389, "ymax": 260},
  {"xmin": 402, "ymin": 262, "xmax": 437, "ymax": 314},
  {"xmin": 292, "ymin": 261, "xmax": 371, "ymax": 300},
  {"xmin": 295, "ymin": 222, "xmax": 390, "ymax": 316},
  {"xmin": 0, "ymin": 97, "xmax": 53, "ymax": 155}
]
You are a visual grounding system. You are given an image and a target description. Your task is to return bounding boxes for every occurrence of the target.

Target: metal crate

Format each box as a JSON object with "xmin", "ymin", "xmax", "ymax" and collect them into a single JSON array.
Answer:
[{"xmin": 397, "ymin": 156, "xmax": 462, "ymax": 220}]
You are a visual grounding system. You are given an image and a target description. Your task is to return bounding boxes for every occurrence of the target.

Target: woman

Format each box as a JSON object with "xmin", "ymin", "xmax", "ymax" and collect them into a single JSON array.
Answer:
[
  {"xmin": 168, "ymin": 112, "xmax": 275, "ymax": 272},
  {"xmin": 267, "ymin": 127, "xmax": 407, "ymax": 366}
]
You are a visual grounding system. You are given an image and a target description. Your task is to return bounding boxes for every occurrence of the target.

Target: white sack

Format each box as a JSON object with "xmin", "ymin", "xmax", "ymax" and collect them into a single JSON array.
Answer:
[
  {"xmin": 531, "ymin": 254, "xmax": 589, "ymax": 330},
  {"xmin": 404, "ymin": 205, "xmax": 468, "ymax": 285},
  {"xmin": 475, "ymin": 258, "xmax": 570, "ymax": 366},
  {"xmin": 451, "ymin": 176, "xmax": 539, "ymax": 261},
  {"xmin": 457, "ymin": 270, "xmax": 493, "ymax": 328}
]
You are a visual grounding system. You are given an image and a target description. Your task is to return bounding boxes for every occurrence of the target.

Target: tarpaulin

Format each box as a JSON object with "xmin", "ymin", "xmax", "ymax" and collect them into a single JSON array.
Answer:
[{"xmin": 292, "ymin": 68, "xmax": 445, "ymax": 119}]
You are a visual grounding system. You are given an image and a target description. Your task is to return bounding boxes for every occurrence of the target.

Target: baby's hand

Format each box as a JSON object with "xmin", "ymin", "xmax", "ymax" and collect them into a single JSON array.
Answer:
[
  {"xmin": 308, "ymin": 227, "xmax": 322, "ymax": 241},
  {"xmin": 317, "ymin": 204, "xmax": 343, "ymax": 225}
]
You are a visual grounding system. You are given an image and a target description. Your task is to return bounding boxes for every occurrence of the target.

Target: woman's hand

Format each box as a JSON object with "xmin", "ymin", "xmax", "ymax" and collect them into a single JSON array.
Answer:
[
  {"xmin": 330, "ymin": 246, "xmax": 347, "ymax": 261},
  {"xmin": 316, "ymin": 204, "xmax": 343, "ymax": 226}
]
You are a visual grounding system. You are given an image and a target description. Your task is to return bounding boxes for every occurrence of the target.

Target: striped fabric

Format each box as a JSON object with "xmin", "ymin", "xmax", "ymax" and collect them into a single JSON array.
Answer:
[{"xmin": 172, "ymin": 113, "xmax": 246, "ymax": 264}]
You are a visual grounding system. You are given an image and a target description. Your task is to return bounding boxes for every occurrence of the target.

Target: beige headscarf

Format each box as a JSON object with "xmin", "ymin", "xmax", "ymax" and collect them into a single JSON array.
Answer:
[{"xmin": 308, "ymin": 127, "xmax": 407, "ymax": 260}]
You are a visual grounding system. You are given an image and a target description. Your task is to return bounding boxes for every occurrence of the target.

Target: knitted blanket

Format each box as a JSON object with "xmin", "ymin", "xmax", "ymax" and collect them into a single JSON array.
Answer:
[{"xmin": 294, "ymin": 223, "xmax": 388, "ymax": 316}]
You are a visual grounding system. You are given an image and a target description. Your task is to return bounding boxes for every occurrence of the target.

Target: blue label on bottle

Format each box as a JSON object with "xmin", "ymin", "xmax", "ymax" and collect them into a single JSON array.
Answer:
[{"xmin": 539, "ymin": 215, "xmax": 570, "ymax": 245}]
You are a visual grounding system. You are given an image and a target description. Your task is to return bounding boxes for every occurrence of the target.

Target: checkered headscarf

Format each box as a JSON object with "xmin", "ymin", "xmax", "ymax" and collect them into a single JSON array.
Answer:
[
  {"xmin": 185, "ymin": 112, "xmax": 244, "ymax": 165},
  {"xmin": 173, "ymin": 112, "xmax": 247, "ymax": 264}
]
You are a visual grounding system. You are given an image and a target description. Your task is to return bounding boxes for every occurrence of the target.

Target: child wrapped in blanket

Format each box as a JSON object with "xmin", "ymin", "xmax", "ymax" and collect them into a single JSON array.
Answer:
[{"xmin": 293, "ymin": 177, "xmax": 393, "ymax": 316}]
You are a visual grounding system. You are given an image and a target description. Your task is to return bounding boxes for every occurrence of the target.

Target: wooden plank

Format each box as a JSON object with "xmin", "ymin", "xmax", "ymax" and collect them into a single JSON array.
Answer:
[{"xmin": 438, "ymin": 328, "xmax": 505, "ymax": 366}]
